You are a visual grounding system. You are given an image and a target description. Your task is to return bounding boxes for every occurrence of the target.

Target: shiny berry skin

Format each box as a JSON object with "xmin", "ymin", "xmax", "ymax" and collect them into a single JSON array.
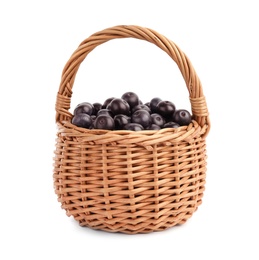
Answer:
[
  {"xmin": 150, "ymin": 97, "xmax": 162, "ymax": 113},
  {"xmin": 146, "ymin": 124, "xmax": 161, "ymax": 130},
  {"xmin": 131, "ymin": 109, "xmax": 151, "ymax": 128},
  {"xmin": 74, "ymin": 102, "xmax": 94, "ymax": 116},
  {"xmin": 121, "ymin": 92, "xmax": 139, "ymax": 109},
  {"xmin": 163, "ymin": 121, "xmax": 180, "ymax": 128},
  {"xmin": 72, "ymin": 113, "xmax": 92, "ymax": 128},
  {"xmin": 94, "ymin": 115, "xmax": 115, "ymax": 130},
  {"xmin": 173, "ymin": 109, "xmax": 192, "ymax": 126},
  {"xmin": 156, "ymin": 100, "xmax": 176, "ymax": 118},
  {"xmin": 102, "ymin": 97, "xmax": 115, "ymax": 109},
  {"xmin": 91, "ymin": 115, "xmax": 96, "ymax": 121},
  {"xmin": 124, "ymin": 123, "xmax": 144, "ymax": 131},
  {"xmin": 131, "ymin": 104, "xmax": 151, "ymax": 114},
  {"xmin": 90, "ymin": 115, "xmax": 96, "ymax": 129},
  {"xmin": 92, "ymin": 102, "xmax": 102, "ymax": 115},
  {"xmin": 107, "ymin": 98, "xmax": 130, "ymax": 116},
  {"xmin": 114, "ymin": 114, "xmax": 131, "ymax": 130},
  {"xmin": 144, "ymin": 102, "xmax": 150, "ymax": 108},
  {"xmin": 150, "ymin": 113, "xmax": 165, "ymax": 127},
  {"xmin": 97, "ymin": 109, "xmax": 113, "ymax": 117}
]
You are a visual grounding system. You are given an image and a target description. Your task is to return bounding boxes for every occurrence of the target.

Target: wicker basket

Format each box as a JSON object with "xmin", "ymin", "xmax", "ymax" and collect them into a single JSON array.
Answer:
[{"xmin": 53, "ymin": 25, "xmax": 210, "ymax": 234}]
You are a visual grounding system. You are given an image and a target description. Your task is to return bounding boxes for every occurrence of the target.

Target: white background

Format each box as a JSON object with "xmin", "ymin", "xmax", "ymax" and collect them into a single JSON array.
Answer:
[{"xmin": 1, "ymin": 0, "xmax": 259, "ymax": 259}]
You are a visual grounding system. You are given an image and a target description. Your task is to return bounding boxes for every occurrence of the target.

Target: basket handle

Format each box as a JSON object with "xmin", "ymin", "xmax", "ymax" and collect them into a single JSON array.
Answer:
[{"xmin": 56, "ymin": 25, "xmax": 210, "ymax": 137}]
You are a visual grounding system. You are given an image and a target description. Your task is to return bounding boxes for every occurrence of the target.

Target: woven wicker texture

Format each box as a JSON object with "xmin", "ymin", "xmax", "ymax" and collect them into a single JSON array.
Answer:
[{"xmin": 53, "ymin": 25, "xmax": 210, "ymax": 234}]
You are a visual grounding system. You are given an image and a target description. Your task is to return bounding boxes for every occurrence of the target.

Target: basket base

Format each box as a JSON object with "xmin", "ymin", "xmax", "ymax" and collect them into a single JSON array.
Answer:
[
  {"xmin": 64, "ymin": 200, "xmax": 202, "ymax": 234},
  {"xmin": 78, "ymin": 216, "xmax": 189, "ymax": 234}
]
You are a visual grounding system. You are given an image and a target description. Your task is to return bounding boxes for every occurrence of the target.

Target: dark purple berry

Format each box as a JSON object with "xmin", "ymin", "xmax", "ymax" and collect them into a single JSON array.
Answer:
[
  {"xmin": 91, "ymin": 115, "xmax": 96, "ymax": 121},
  {"xmin": 156, "ymin": 100, "xmax": 176, "ymax": 118},
  {"xmin": 74, "ymin": 102, "xmax": 94, "ymax": 116},
  {"xmin": 114, "ymin": 114, "xmax": 131, "ymax": 130},
  {"xmin": 97, "ymin": 109, "xmax": 113, "ymax": 117},
  {"xmin": 150, "ymin": 97, "xmax": 162, "ymax": 113},
  {"xmin": 144, "ymin": 102, "xmax": 150, "ymax": 108},
  {"xmin": 173, "ymin": 109, "xmax": 192, "ymax": 126},
  {"xmin": 102, "ymin": 97, "xmax": 115, "ymax": 109},
  {"xmin": 131, "ymin": 104, "xmax": 151, "ymax": 114},
  {"xmin": 124, "ymin": 123, "xmax": 144, "ymax": 131},
  {"xmin": 107, "ymin": 98, "xmax": 130, "ymax": 116},
  {"xmin": 146, "ymin": 124, "xmax": 161, "ymax": 130},
  {"xmin": 132, "ymin": 109, "xmax": 151, "ymax": 128},
  {"xmin": 121, "ymin": 92, "xmax": 139, "ymax": 109},
  {"xmin": 163, "ymin": 121, "xmax": 180, "ymax": 128},
  {"xmin": 94, "ymin": 115, "xmax": 115, "ymax": 130},
  {"xmin": 150, "ymin": 113, "xmax": 165, "ymax": 127},
  {"xmin": 72, "ymin": 113, "xmax": 92, "ymax": 128},
  {"xmin": 92, "ymin": 102, "xmax": 102, "ymax": 115}
]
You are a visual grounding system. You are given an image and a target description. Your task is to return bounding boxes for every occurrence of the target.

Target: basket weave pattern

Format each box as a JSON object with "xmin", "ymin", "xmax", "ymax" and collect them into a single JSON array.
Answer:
[{"xmin": 53, "ymin": 25, "xmax": 210, "ymax": 234}]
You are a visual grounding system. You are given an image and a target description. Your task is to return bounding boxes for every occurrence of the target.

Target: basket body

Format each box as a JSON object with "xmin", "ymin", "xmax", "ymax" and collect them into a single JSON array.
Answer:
[
  {"xmin": 53, "ymin": 25, "xmax": 210, "ymax": 234},
  {"xmin": 53, "ymin": 121, "xmax": 207, "ymax": 234}
]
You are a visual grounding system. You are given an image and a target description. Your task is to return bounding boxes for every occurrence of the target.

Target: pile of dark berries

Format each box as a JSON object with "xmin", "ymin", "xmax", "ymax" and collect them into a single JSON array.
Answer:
[{"xmin": 71, "ymin": 92, "xmax": 192, "ymax": 131}]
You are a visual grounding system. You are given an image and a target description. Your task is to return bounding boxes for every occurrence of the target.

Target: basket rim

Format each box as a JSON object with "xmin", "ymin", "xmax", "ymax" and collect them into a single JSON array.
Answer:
[{"xmin": 56, "ymin": 119, "xmax": 207, "ymax": 149}]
